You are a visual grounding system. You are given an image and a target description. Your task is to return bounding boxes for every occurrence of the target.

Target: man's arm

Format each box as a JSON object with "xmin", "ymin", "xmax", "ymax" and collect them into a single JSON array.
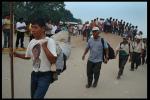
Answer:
[
  {"xmin": 82, "ymin": 48, "xmax": 89, "ymax": 60},
  {"xmin": 115, "ymin": 50, "xmax": 119, "ymax": 58},
  {"xmin": 115, "ymin": 44, "xmax": 120, "ymax": 58},
  {"xmin": 14, "ymin": 52, "xmax": 31, "ymax": 60},
  {"xmin": 141, "ymin": 42, "xmax": 145, "ymax": 57},
  {"xmin": 104, "ymin": 48, "xmax": 109, "ymax": 59},
  {"xmin": 103, "ymin": 40, "xmax": 109, "ymax": 63},
  {"xmin": 42, "ymin": 42, "xmax": 57, "ymax": 64}
]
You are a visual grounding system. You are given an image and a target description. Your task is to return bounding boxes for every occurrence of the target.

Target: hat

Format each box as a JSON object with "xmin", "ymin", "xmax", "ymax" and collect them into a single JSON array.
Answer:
[
  {"xmin": 92, "ymin": 27, "xmax": 99, "ymax": 31},
  {"xmin": 135, "ymin": 35, "xmax": 142, "ymax": 39},
  {"xmin": 86, "ymin": 24, "xmax": 90, "ymax": 27},
  {"xmin": 122, "ymin": 34, "xmax": 128, "ymax": 39}
]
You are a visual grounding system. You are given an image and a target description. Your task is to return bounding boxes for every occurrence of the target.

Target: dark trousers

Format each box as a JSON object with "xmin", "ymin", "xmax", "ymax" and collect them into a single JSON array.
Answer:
[
  {"xmin": 118, "ymin": 55, "xmax": 129, "ymax": 76},
  {"xmin": 31, "ymin": 71, "xmax": 52, "ymax": 99},
  {"xmin": 131, "ymin": 52, "xmax": 141, "ymax": 69},
  {"xmin": 141, "ymin": 50, "xmax": 146, "ymax": 65},
  {"xmin": 3, "ymin": 29, "xmax": 10, "ymax": 48},
  {"xmin": 16, "ymin": 31, "xmax": 25, "ymax": 48},
  {"xmin": 87, "ymin": 60, "xmax": 102, "ymax": 85},
  {"xmin": 78, "ymin": 30, "xmax": 82, "ymax": 35}
]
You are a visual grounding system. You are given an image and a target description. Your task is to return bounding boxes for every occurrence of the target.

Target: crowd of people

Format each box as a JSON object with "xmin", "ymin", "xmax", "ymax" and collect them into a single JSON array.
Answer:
[
  {"xmin": 81, "ymin": 26, "xmax": 147, "ymax": 88},
  {"xmin": 67, "ymin": 17, "xmax": 147, "ymax": 84},
  {"xmin": 2, "ymin": 15, "xmax": 147, "ymax": 98},
  {"xmin": 68, "ymin": 17, "xmax": 147, "ymax": 63},
  {"xmin": 2, "ymin": 15, "xmax": 63, "ymax": 49}
]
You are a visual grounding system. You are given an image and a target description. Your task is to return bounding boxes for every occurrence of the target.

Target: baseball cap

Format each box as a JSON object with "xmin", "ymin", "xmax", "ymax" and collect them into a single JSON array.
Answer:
[
  {"xmin": 135, "ymin": 35, "xmax": 142, "ymax": 39},
  {"xmin": 92, "ymin": 27, "xmax": 99, "ymax": 31}
]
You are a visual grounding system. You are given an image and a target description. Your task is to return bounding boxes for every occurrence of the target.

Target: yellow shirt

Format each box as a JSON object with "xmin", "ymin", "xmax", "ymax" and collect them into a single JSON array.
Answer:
[{"xmin": 3, "ymin": 19, "xmax": 11, "ymax": 29}]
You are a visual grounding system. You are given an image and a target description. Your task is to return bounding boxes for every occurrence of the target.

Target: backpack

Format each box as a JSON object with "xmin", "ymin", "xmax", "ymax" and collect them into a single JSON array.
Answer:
[{"xmin": 101, "ymin": 38, "xmax": 115, "ymax": 61}]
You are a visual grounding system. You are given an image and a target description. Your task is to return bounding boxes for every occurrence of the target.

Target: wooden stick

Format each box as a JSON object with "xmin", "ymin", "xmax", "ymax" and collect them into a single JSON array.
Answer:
[{"xmin": 9, "ymin": 2, "xmax": 14, "ymax": 98}]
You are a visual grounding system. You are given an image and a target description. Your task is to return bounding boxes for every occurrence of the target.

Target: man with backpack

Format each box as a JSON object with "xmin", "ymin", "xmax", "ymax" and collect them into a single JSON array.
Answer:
[
  {"xmin": 115, "ymin": 35, "xmax": 130, "ymax": 79},
  {"xmin": 82, "ymin": 27, "xmax": 109, "ymax": 88}
]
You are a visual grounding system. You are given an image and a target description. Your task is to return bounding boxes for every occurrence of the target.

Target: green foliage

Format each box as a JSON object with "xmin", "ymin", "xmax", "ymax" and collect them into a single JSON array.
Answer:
[{"xmin": 2, "ymin": 2, "xmax": 82, "ymax": 24}]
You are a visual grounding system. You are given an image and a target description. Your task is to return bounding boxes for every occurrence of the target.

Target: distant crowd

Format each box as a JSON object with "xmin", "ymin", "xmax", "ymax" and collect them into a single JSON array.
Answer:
[{"xmin": 69, "ymin": 17, "xmax": 145, "ymax": 42}]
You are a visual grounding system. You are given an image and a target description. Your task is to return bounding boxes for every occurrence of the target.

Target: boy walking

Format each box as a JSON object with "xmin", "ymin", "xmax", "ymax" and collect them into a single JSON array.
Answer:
[
  {"xmin": 115, "ymin": 35, "xmax": 130, "ymax": 79},
  {"xmin": 14, "ymin": 17, "xmax": 57, "ymax": 98}
]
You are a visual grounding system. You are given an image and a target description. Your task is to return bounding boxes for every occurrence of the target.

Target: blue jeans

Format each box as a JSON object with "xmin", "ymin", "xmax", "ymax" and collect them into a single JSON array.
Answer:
[
  {"xmin": 31, "ymin": 71, "xmax": 52, "ymax": 99},
  {"xmin": 3, "ymin": 29, "xmax": 10, "ymax": 48}
]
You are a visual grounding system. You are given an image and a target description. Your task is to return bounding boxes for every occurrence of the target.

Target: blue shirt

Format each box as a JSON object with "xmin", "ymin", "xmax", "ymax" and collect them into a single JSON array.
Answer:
[{"xmin": 87, "ymin": 37, "xmax": 108, "ymax": 63}]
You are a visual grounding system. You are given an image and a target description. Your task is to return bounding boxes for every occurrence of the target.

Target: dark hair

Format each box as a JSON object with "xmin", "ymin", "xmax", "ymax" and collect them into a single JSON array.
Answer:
[
  {"xmin": 31, "ymin": 17, "xmax": 46, "ymax": 27},
  {"xmin": 139, "ymin": 31, "xmax": 143, "ymax": 35},
  {"xmin": 19, "ymin": 18, "xmax": 23, "ymax": 21}
]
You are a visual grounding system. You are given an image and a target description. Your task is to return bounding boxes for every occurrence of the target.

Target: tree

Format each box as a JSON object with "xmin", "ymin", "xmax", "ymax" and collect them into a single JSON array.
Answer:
[{"xmin": 2, "ymin": 2, "xmax": 83, "ymax": 24}]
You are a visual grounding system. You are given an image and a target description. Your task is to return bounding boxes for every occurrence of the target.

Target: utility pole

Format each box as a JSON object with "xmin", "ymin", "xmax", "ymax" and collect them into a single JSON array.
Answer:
[{"xmin": 9, "ymin": 2, "xmax": 14, "ymax": 98}]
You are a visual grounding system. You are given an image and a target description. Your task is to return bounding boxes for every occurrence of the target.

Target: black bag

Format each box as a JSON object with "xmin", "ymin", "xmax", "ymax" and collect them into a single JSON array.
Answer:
[{"xmin": 101, "ymin": 38, "xmax": 115, "ymax": 61}]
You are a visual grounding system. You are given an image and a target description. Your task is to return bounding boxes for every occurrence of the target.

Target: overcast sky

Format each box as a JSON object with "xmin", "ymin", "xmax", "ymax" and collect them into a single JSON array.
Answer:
[{"xmin": 64, "ymin": 2, "xmax": 147, "ymax": 37}]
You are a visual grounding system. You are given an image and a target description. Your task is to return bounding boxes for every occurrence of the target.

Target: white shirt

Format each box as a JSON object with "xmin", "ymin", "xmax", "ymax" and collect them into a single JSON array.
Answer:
[
  {"xmin": 46, "ymin": 23, "xmax": 52, "ymax": 30},
  {"xmin": 51, "ymin": 25, "xmax": 57, "ymax": 34},
  {"xmin": 78, "ymin": 24, "xmax": 83, "ymax": 30},
  {"xmin": 116, "ymin": 43, "xmax": 130, "ymax": 55},
  {"xmin": 130, "ymin": 41, "xmax": 144, "ymax": 53},
  {"xmin": 25, "ymin": 37, "xmax": 57, "ymax": 72},
  {"xmin": 16, "ymin": 22, "xmax": 26, "ymax": 32}
]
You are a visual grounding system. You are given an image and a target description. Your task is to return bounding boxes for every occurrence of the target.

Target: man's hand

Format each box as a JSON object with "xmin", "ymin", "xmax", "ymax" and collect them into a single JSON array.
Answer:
[
  {"xmin": 114, "ymin": 55, "xmax": 117, "ymax": 59},
  {"xmin": 42, "ymin": 41, "xmax": 48, "ymax": 48},
  {"xmin": 104, "ymin": 58, "xmax": 108, "ymax": 64},
  {"xmin": 82, "ymin": 55, "xmax": 85, "ymax": 60},
  {"xmin": 129, "ymin": 58, "xmax": 132, "ymax": 62},
  {"xmin": 39, "ymin": 39, "xmax": 48, "ymax": 48},
  {"xmin": 9, "ymin": 51, "xmax": 17, "ymax": 58}
]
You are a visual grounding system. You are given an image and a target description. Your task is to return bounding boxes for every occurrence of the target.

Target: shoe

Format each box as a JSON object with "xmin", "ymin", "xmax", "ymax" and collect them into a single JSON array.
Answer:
[
  {"xmin": 130, "ymin": 69, "xmax": 134, "ymax": 71},
  {"xmin": 21, "ymin": 46, "xmax": 25, "ymax": 49},
  {"xmin": 135, "ymin": 66, "xmax": 138, "ymax": 69},
  {"xmin": 92, "ymin": 83, "xmax": 97, "ymax": 88},
  {"xmin": 3, "ymin": 46, "xmax": 7, "ymax": 48},
  {"xmin": 117, "ymin": 75, "xmax": 121, "ymax": 80},
  {"xmin": 86, "ymin": 84, "xmax": 91, "ymax": 88}
]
